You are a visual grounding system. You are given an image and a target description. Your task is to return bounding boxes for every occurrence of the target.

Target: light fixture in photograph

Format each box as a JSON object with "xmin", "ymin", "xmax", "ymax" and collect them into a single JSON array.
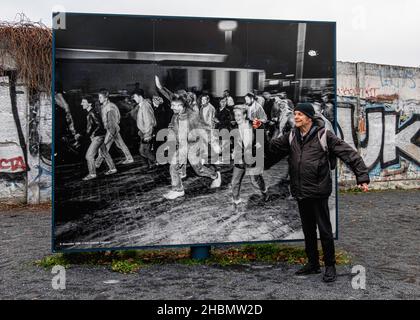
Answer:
[
  {"xmin": 308, "ymin": 49, "xmax": 319, "ymax": 57},
  {"xmin": 218, "ymin": 20, "xmax": 238, "ymax": 44}
]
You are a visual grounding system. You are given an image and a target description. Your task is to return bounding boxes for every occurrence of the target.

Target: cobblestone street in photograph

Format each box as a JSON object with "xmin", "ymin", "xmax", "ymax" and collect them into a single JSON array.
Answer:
[{"xmin": 55, "ymin": 158, "xmax": 336, "ymax": 249}]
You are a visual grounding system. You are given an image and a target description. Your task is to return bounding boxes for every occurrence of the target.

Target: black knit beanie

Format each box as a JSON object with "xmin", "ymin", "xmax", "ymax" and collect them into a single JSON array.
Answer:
[{"xmin": 294, "ymin": 102, "xmax": 315, "ymax": 119}]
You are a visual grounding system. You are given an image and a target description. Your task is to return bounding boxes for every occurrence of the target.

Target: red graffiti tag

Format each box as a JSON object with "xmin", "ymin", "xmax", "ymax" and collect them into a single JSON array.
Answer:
[
  {"xmin": 0, "ymin": 156, "xmax": 27, "ymax": 171},
  {"xmin": 337, "ymin": 87, "xmax": 379, "ymax": 97}
]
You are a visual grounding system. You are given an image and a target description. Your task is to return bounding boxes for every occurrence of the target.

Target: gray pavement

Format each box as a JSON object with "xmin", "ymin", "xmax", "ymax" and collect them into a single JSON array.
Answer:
[{"xmin": 0, "ymin": 189, "xmax": 419, "ymax": 300}]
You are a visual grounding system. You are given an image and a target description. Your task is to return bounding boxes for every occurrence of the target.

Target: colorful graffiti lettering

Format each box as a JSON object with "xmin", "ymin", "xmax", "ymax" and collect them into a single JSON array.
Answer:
[
  {"xmin": 0, "ymin": 142, "xmax": 27, "ymax": 173},
  {"xmin": 0, "ymin": 156, "xmax": 27, "ymax": 172},
  {"xmin": 337, "ymin": 87, "xmax": 379, "ymax": 97},
  {"xmin": 337, "ymin": 103, "xmax": 420, "ymax": 171}
]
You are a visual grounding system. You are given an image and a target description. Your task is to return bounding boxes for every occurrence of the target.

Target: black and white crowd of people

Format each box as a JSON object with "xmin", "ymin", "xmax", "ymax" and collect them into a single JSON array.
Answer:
[{"xmin": 55, "ymin": 76, "xmax": 335, "ymax": 204}]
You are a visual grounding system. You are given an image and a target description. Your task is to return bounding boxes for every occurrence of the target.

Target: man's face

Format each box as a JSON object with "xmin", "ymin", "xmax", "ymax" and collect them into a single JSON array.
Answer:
[
  {"xmin": 98, "ymin": 94, "xmax": 106, "ymax": 104},
  {"xmin": 152, "ymin": 96, "xmax": 162, "ymax": 107},
  {"xmin": 322, "ymin": 95, "xmax": 328, "ymax": 103},
  {"xmin": 81, "ymin": 99, "xmax": 90, "ymax": 110},
  {"xmin": 171, "ymin": 101, "xmax": 184, "ymax": 114},
  {"xmin": 294, "ymin": 111, "xmax": 312, "ymax": 128},
  {"xmin": 234, "ymin": 109, "xmax": 246, "ymax": 124},
  {"xmin": 223, "ymin": 91, "xmax": 229, "ymax": 98},
  {"xmin": 187, "ymin": 93, "xmax": 196, "ymax": 104},
  {"xmin": 132, "ymin": 94, "xmax": 142, "ymax": 104},
  {"xmin": 245, "ymin": 96, "xmax": 253, "ymax": 106},
  {"xmin": 313, "ymin": 102, "xmax": 322, "ymax": 113},
  {"xmin": 262, "ymin": 92, "xmax": 270, "ymax": 100},
  {"xmin": 201, "ymin": 96, "xmax": 209, "ymax": 106},
  {"xmin": 219, "ymin": 99, "xmax": 227, "ymax": 109},
  {"xmin": 279, "ymin": 101, "xmax": 287, "ymax": 110}
]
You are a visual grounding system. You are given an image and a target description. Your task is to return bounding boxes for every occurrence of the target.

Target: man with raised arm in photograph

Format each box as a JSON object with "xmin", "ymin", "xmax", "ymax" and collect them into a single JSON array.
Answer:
[{"xmin": 162, "ymin": 95, "xmax": 222, "ymax": 200}]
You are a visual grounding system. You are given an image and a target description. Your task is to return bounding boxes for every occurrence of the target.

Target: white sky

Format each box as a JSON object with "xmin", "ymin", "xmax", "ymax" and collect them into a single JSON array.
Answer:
[{"xmin": 2, "ymin": 0, "xmax": 419, "ymax": 68}]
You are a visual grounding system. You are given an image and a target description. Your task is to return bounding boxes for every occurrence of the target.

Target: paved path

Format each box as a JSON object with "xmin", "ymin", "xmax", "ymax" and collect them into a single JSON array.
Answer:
[{"xmin": 0, "ymin": 190, "xmax": 419, "ymax": 299}]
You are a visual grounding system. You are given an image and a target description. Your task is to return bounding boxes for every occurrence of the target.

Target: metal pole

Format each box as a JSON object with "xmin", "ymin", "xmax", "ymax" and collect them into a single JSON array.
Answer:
[
  {"xmin": 190, "ymin": 245, "xmax": 211, "ymax": 260},
  {"xmin": 294, "ymin": 23, "xmax": 307, "ymax": 103}
]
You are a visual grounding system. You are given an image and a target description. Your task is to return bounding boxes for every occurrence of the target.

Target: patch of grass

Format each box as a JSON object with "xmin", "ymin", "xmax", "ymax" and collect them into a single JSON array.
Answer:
[
  {"xmin": 35, "ymin": 253, "xmax": 70, "ymax": 268},
  {"xmin": 35, "ymin": 244, "xmax": 352, "ymax": 273},
  {"xmin": 111, "ymin": 260, "xmax": 143, "ymax": 274}
]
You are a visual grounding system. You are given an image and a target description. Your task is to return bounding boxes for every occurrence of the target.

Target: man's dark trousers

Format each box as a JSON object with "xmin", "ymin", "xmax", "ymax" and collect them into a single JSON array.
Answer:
[{"xmin": 297, "ymin": 198, "xmax": 336, "ymax": 267}]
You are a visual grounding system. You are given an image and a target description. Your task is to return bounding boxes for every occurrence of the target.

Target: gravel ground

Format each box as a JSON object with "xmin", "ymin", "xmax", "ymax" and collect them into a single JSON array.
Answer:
[{"xmin": 0, "ymin": 189, "xmax": 419, "ymax": 300}]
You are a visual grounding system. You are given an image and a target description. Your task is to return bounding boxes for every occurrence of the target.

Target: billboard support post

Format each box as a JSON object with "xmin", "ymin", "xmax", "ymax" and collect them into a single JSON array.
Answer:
[{"xmin": 190, "ymin": 246, "xmax": 211, "ymax": 260}]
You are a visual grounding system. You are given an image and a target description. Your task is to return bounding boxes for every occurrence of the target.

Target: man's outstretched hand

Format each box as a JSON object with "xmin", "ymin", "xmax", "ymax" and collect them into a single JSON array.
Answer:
[
  {"xmin": 358, "ymin": 183, "xmax": 369, "ymax": 192},
  {"xmin": 155, "ymin": 75, "xmax": 162, "ymax": 90}
]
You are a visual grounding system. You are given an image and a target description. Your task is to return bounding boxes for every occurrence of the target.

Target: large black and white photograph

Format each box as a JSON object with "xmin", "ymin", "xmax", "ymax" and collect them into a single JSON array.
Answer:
[{"xmin": 53, "ymin": 13, "xmax": 337, "ymax": 251}]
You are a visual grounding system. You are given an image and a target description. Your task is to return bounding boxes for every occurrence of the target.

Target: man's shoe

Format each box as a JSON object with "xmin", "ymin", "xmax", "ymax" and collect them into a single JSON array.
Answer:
[
  {"xmin": 122, "ymin": 159, "xmax": 134, "ymax": 165},
  {"xmin": 163, "ymin": 190, "xmax": 185, "ymax": 200},
  {"xmin": 210, "ymin": 171, "xmax": 221, "ymax": 188},
  {"xmin": 295, "ymin": 263, "xmax": 321, "ymax": 275},
  {"xmin": 104, "ymin": 168, "xmax": 117, "ymax": 176},
  {"xmin": 232, "ymin": 198, "xmax": 243, "ymax": 205},
  {"xmin": 82, "ymin": 174, "xmax": 97, "ymax": 181},
  {"xmin": 323, "ymin": 265, "xmax": 337, "ymax": 282},
  {"xmin": 262, "ymin": 191, "xmax": 270, "ymax": 202}
]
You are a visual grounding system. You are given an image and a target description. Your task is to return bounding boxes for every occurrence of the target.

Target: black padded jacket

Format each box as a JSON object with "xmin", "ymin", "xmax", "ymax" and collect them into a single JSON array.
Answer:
[{"xmin": 266, "ymin": 117, "xmax": 370, "ymax": 199}]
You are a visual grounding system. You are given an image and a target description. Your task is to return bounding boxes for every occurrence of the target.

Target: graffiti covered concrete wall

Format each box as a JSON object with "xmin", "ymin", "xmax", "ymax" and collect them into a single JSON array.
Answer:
[
  {"xmin": 0, "ymin": 75, "xmax": 27, "ymax": 202},
  {"xmin": 337, "ymin": 62, "xmax": 420, "ymax": 189},
  {"xmin": 27, "ymin": 92, "xmax": 52, "ymax": 203},
  {"xmin": 1, "ymin": 61, "xmax": 419, "ymax": 203},
  {"xmin": 0, "ymin": 73, "xmax": 52, "ymax": 203}
]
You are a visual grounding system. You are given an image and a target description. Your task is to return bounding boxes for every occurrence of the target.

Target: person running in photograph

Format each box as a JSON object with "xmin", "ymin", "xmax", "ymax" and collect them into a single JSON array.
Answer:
[
  {"xmin": 231, "ymin": 105, "xmax": 268, "ymax": 205},
  {"xmin": 216, "ymin": 97, "xmax": 232, "ymax": 131},
  {"xmin": 199, "ymin": 94, "xmax": 216, "ymax": 129},
  {"xmin": 253, "ymin": 89, "xmax": 266, "ymax": 108},
  {"xmin": 187, "ymin": 91, "xmax": 200, "ymax": 113},
  {"xmin": 215, "ymin": 98, "xmax": 232, "ymax": 164},
  {"xmin": 95, "ymin": 89, "xmax": 134, "ymax": 168},
  {"xmin": 266, "ymin": 103, "xmax": 370, "ymax": 282},
  {"xmin": 270, "ymin": 97, "xmax": 295, "ymax": 139},
  {"xmin": 81, "ymin": 96, "xmax": 116, "ymax": 180},
  {"xmin": 262, "ymin": 91, "xmax": 274, "ymax": 121},
  {"xmin": 313, "ymin": 101, "xmax": 334, "ymax": 132},
  {"xmin": 279, "ymin": 91, "xmax": 295, "ymax": 109},
  {"xmin": 55, "ymin": 92, "xmax": 82, "ymax": 150},
  {"xmin": 245, "ymin": 92, "xmax": 268, "ymax": 128},
  {"xmin": 152, "ymin": 95, "xmax": 172, "ymax": 152},
  {"xmin": 321, "ymin": 93, "xmax": 335, "ymax": 123},
  {"xmin": 221, "ymin": 89, "xmax": 235, "ymax": 111},
  {"xmin": 162, "ymin": 95, "xmax": 222, "ymax": 200},
  {"xmin": 132, "ymin": 89, "xmax": 157, "ymax": 169}
]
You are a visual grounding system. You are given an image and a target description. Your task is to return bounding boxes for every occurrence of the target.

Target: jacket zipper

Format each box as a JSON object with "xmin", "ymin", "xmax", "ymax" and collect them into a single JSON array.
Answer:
[{"xmin": 297, "ymin": 138, "xmax": 303, "ymax": 199}]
